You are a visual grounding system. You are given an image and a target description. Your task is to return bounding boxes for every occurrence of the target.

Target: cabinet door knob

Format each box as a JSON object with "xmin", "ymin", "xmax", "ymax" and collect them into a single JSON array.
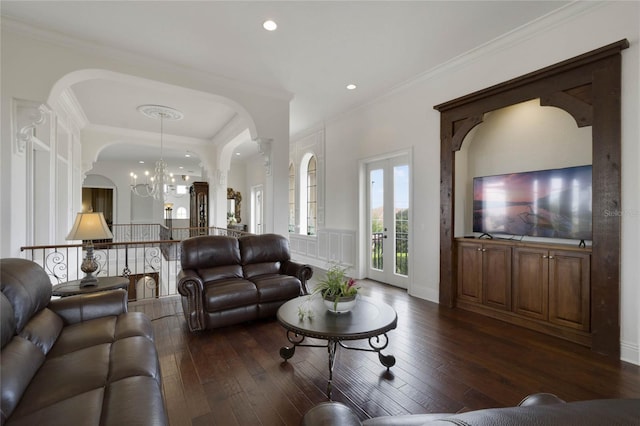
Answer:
[
  {"xmin": 542, "ymin": 255, "xmax": 548, "ymax": 259},
  {"xmin": 482, "ymin": 248, "xmax": 486, "ymax": 252},
  {"xmin": 477, "ymin": 248, "xmax": 482, "ymax": 251},
  {"xmin": 548, "ymin": 255, "xmax": 554, "ymax": 259}
]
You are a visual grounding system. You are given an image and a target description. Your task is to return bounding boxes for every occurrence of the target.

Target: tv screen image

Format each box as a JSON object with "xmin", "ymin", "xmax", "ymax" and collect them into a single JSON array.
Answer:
[{"xmin": 473, "ymin": 165, "xmax": 592, "ymax": 240}]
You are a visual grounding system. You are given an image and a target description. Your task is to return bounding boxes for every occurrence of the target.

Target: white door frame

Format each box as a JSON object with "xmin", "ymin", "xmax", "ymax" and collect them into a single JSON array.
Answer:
[
  {"xmin": 357, "ymin": 148, "xmax": 412, "ymax": 290},
  {"xmin": 251, "ymin": 184, "xmax": 264, "ymax": 234}
]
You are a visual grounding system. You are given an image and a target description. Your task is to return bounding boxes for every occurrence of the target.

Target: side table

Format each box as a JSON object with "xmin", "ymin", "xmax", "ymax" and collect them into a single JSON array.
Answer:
[{"xmin": 52, "ymin": 276, "xmax": 129, "ymax": 297}]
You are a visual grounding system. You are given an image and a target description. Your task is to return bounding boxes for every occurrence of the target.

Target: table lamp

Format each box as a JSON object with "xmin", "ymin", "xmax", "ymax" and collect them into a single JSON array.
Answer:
[{"xmin": 66, "ymin": 212, "xmax": 113, "ymax": 286}]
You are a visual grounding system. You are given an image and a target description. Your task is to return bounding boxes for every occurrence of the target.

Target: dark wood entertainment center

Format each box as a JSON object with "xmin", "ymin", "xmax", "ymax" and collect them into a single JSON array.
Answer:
[
  {"xmin": 456, "ymin": 238, "xmax": 591, "ymax": 346},
  {"xmin": 435, "ymin": 40, "xmax": 629, "ymax": 356}
]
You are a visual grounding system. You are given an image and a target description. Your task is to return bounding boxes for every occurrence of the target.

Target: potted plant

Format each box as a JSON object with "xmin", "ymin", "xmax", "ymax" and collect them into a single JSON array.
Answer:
[{"xmin": 314, "ymin": 264, "xmax": 360, "ymax": 313}]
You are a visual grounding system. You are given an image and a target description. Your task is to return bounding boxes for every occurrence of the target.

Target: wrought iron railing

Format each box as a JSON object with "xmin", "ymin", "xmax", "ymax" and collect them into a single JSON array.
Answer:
[
  {"xmin": 370, "ymin": 231, "xmax": 409, "ymax": 276},
  {"xmin": 111, "ymin": 223, "xmax": 164, "ymax": 242},
  {"xmin": 20, "ymin": 225, "xmax": 251, "ymax": 302},
  {"xmin": 372, "ymin": 232, "xmax": 384, "ymax": 270}
]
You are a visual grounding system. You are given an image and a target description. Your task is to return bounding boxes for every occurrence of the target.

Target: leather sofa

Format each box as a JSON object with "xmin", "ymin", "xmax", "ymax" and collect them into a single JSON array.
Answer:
[
  {"xmin": 177, "ymin": 233, "xmax": 313, "ymax": 331},
  {"xmin": 301, "ymin": 393, "xmax": 640, "ymax": 425},
  {"xmin": 0, "ymin": 258, "xmax": 167, "ymax": 426}
]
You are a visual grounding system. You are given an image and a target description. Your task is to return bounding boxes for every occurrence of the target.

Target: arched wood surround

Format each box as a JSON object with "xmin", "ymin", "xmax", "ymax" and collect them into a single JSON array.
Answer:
[{"xmin": 434, "ymin": 40, "xmax": 629, "ymax": 357}]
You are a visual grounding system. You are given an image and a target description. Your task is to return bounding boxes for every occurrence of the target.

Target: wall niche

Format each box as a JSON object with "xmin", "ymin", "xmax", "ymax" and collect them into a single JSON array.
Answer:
[
  {"xmin": 454, "ymin": 99, "xmax": 592, "ymax": 239},
  {"xmin": 435, "ymin": 40, "xmax": 628, "ymax": 357}
]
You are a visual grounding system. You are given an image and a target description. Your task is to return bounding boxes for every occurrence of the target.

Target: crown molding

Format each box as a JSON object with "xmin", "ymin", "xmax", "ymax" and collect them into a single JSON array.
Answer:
[
  {"xmin": 211, "ymin": 113, "xmax": 246, "ymax": 145},
  {"xmin": 317, "ymin": 1, "xmax": 607, "ymax": 133},
  {"xmin": 55, "ymin": 88, "xmax": 89, "ymax": 131},
  {"xmin": 1, "ymin": 16, "xmax": 294, "ymax": 102}
]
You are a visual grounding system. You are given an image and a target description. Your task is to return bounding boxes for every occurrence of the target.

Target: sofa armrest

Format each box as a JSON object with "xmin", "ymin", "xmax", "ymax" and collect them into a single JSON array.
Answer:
[
  {"xmin": 517, "ymin": 393, "xmax": 566, "ymax": 407},
  {"xmin": 282, "ymin": 260, "xmax": 314, "ymax": 295},
  {"xmin": 48, "ymin": 289, "xmax": 128, "ymax": 325},
  {"xmin": 177, "ymin": 269, "xmax": 206, "ymax": 331}
]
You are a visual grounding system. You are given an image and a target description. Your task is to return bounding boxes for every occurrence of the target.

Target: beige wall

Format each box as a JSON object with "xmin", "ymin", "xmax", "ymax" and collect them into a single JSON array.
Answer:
[{"xmin": 455, "ymin": 99, "xmax": 592, "ymax": 238}]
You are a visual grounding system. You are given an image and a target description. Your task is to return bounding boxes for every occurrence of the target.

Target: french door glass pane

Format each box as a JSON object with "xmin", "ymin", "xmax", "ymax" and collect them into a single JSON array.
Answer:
[
  {"xmin": 394, "ymin": 164, "xmax": 409, "ymax": 276},
  {"xmin": 370, "ymin": 168, "xmax": 384, "ymax": 271}
]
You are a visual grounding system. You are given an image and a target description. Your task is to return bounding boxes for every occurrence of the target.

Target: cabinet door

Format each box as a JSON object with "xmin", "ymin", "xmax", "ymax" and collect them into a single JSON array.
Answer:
[
  {"xmin": 482, "ymin": 245, "xmax": 512, "ymax": 310},
  {"xmin": 513, "ymin": 247, "xmax": 548, "ymax": 320},
  {"xmin": 457, "ymin": 242, "xmax": 482, "ymax": 303},
  {"xmin": 548, "ymin": 250, "xmax": 590, "ymax": 331}
]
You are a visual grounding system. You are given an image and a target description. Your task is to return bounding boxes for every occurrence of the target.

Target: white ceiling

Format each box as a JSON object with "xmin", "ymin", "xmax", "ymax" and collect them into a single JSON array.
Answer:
[{"xmin": 1, "ymin": 1, "xmax": 569, "ymax": 168}]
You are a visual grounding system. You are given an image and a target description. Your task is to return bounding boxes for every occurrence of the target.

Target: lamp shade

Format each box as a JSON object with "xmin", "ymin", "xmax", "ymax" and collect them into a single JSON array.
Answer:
[{"xmin": 66, "ymin": 212, "xmax": 113, "ymax": 241}]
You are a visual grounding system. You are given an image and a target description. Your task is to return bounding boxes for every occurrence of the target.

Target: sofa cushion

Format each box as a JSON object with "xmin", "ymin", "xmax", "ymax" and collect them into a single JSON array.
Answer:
[
  {"xmin": 108, "ymin": 336, "xmax": 161, "ymax": 382},
  {"xmin": 0, "ymin": 336, "xmax": 46, "ymax": 423},
  {"xmin": 251, "ymin": 274, "xmax": 302, "ymax": 303},
  {"xmin": 240, "ymin": 234, "xmax": 292, "ymax": 279},
  {"xmin": 47, "ymin": 316, "xmax": 119, "ymax": 358},
  {"xmin": 12, "ymin": 343, "xmax": 112, "ymax": 419},
  {"xmin": 243, "ymin": 261, "xmax": 282, "ymax": 279},
  {"xmin": 0, "ymin": 258, "xmax": 52, "ymax": 333},
  {"xmin": 181, "ymin": 235, "xmax": 241, "ymax": 270},
  {"xmin": 1, "ymin": 293, "xmax": 16, "ymax": 349},
  {"xmin": 240, "ymin": 234, "xmax": 290, "ymax": 264},
  {"xmin": 19, "ymin": 308, "xmax": 63, "ymax": 355},
  {"xmin": 101, "ymin": 376, "xmax": 168, "ymax": 426},
  {"xmin": 5, "ymin": 388, "xmax": 104, "ymax": 426},
  {"xmin": 198, "ymin": 264, "xmax": 244, "ymax": 283},
  {"xmin": 203, "ymin": 279, "xmax": 258, "ymax": 311}
]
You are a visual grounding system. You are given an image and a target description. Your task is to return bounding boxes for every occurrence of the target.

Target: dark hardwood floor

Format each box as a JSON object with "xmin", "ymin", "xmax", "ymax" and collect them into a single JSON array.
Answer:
[{"xmin": 130, "ymin": 280, "xmax": 640, "ymax": 425}]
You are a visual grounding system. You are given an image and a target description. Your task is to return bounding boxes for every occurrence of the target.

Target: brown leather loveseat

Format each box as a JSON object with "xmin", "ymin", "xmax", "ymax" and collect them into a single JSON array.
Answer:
[
  {"xmin": 0, "ymin": 258, "xmax": 167, "ymax": 426},
  {"xmin": 177, "ymin": 233, "xmax": 313, "ymax": 332}
]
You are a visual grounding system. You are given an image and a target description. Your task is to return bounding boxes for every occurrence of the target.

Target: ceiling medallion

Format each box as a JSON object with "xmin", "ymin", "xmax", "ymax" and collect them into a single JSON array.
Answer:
[{"xmin": 136, "ymin": 104, "xmax": 184, "ymax": 121}]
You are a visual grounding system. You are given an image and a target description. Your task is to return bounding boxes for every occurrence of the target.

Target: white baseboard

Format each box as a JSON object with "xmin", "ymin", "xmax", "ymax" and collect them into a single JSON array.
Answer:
[{"xmin": 620, "ymin": 340, "xmax": 639, "ymax": 365}]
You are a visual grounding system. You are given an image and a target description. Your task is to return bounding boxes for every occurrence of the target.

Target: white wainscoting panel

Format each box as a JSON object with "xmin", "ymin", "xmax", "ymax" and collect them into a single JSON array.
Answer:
[{"xmin": 290, "ymin": 228, "xmax": 356, "ymax": 269}]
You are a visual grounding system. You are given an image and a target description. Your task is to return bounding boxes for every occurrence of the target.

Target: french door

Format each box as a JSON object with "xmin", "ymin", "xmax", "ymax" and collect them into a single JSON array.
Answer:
[{"xmin": 366, "ymin": 155, "xmax": 410, "ymax": 288}]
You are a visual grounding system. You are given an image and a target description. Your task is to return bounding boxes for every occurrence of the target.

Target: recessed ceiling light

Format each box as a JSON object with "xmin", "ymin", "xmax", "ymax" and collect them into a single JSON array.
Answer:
[
  {"xmin": 185, "ymin": 153, "xmax": 191, "ymax": 158},
  {"xmin": 235, "ymin": 152, "xmax": 241, "ymax": 156},
  {"xmin": 179, "ymin": 166, "xmax": 184, "ymax": 169},
  {"xmin": 346, "ymin": 84, "xmax": 357, "ymax": 90},
  {"xmin": 263, "ymin": 20, "xmax": 277, "ymax": 31},
  {"xmin": 139, "ymin": 160, "xmax": 145, "ymax": 164}
]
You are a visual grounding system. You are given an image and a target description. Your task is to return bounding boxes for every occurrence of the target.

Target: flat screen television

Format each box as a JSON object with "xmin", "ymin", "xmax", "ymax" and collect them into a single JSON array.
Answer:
[{"xmin": 473, "ymin": 165, "xmax": 592, "ymax": 240}]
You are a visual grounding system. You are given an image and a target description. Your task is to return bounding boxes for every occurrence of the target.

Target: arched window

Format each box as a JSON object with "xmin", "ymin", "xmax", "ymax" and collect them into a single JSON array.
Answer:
[
  {"xmin": 176, "ymin": 207, "xmax": 187, "ymax": 219},
  {"xmin": 288, "ymin": 163, "xmax": 295, "ymax": 233},
  {"xmin": 299, "ymin": 153, "xmax": 317, "ymax": 236},
  {"xmin": 306, "ymin": 156, "xmax": 317, "ymax": 235}
]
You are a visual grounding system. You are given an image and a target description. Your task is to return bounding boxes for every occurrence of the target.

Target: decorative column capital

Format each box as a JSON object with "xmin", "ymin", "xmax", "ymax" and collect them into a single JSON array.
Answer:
[{"xmin": 16, "ymin": 103, "xmax": 51, "ymax": 155}]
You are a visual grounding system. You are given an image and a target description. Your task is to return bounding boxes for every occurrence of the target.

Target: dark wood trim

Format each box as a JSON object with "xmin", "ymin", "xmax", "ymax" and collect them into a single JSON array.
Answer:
[{"xmin": 434, "ymin": 40, "xmax": 628, "ymax": 357}]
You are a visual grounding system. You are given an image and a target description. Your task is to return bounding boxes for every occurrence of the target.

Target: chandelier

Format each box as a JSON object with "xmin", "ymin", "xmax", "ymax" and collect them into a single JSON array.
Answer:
[{"xmin": 130, "ymin": 105, "xmax": 184, "ymax": 200}]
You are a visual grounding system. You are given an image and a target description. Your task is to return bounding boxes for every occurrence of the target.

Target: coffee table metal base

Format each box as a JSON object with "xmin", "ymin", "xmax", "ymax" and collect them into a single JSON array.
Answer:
[
  {"xmin": 280, "ymin": 331, "xmax": 396, "ymax": 398},
  {"xmin": 277, "ymin": 296, "xmax": 397, "ymax": 399}
]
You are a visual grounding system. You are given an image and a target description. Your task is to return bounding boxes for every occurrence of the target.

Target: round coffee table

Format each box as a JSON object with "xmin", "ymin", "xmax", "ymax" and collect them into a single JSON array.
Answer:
[
  {"xmin": 52, "ymin": 276, "xmax": 129, "ymax": 297},
  {"xmin": 277, "ymin": 295, "xmax": 397, "ymax": 398}
]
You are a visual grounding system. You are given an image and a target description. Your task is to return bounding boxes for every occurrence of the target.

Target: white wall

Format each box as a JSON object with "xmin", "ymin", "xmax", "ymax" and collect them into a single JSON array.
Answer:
[{"xmin": 312, "ymin": 2, "xmax": 639, "ymax": 363}]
